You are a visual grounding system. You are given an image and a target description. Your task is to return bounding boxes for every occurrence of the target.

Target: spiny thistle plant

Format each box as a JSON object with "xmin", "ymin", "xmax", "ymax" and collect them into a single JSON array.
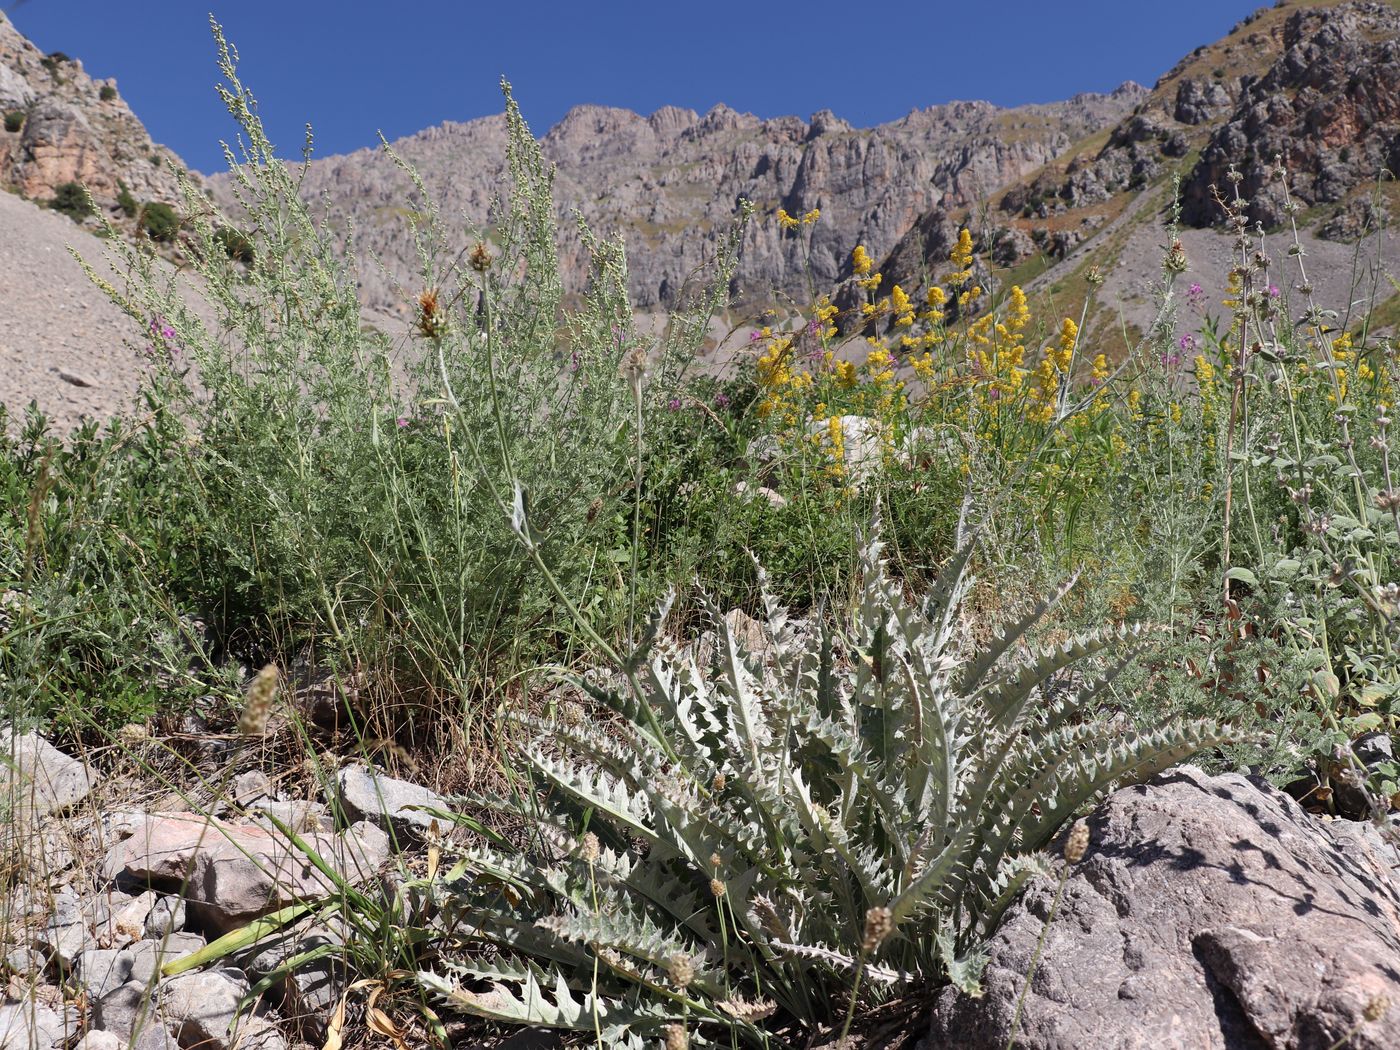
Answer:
[{"xmin": 415, "ymin": 509, "xmax": 1227, "ymax": 1047}]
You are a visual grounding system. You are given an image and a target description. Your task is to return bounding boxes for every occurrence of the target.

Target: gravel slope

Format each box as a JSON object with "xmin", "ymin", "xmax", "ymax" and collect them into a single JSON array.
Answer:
[{"xmin": 0, "ymin": 190, "xmax": 155, "ymax": 433}]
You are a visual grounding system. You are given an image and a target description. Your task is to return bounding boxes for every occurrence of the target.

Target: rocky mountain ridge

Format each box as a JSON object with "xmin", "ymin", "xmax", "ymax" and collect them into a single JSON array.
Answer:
[
  {"xmin": 0, "ymin": 13, "xmax": 190, "ymax": 217},
  {"xmin": 864, "ymin": 0, "xmax": 1400, "ymax": 354},
  {"xmin": 207, "ymin": 82, "xmax": 1145, "ymax": 318}
]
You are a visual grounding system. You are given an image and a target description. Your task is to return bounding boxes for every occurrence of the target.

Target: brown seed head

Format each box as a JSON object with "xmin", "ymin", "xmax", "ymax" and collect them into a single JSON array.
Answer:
[
  {"xmin": 712, "ymin": 772, "xmax": 727, "ymax": 793},
  {"xmin": 1364, "ymin": 994, "xmax": 1390, "ymax": 1023},
  {"xmin": 862, "ymin": 905, "xmax": 893, "ymax": 953},
  {"xmin": 710, "ymin": 877, "xmax": 726, "ymax": 898},
  {"xmin": 709, "ymin": 852, "xmax": 722, "ymax": 870},
  {"xmin": 468, "ymin": 241, "xmax": 492, "ymax": 273},
  {"xmin": 1064, "ymin": 819, "xmax": 1090, "ymax": 864}
]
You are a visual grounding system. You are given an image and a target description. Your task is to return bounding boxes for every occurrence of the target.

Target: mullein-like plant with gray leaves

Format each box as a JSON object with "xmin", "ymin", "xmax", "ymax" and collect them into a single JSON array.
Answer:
[{"xmin": 416, "ymin": 512, "xmax": 1227, "ymax": 1048}]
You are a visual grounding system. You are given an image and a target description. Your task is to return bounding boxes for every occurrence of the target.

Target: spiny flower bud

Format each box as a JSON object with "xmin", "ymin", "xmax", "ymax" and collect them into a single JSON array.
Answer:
[
  {"xmin": 1064, "ymin": 819, "xmax": 1090, "ymax": 864},
  {"xmin": 862, "ymin": 906, "xmax": 893, "ymax": 953},
  {"xmin": 1163, "ymin": 240, "xmax": 1188, "ymax": 274},
  {"xmin": 664, "ymin": 1023, "xmax": 689, "ymax": 1050},
  {"xmin": 468, "ymin": 241, "xmax": 492, "ymax": 272},
  {"xmin": 580, "ymin": 832, "xmax": 600, "ymax": 864},
  {"xmin": 711, "ymin": 772, "xmax": 727, "ymax": 793},
  {"xmin": 667, "ymin": 952, "xmax": 694, "ymax": 989},
  {"xmin": 238, "ymin": 664, "xmax": 279, "ymax": 737},
  {"xmin": 710, "ymin": 877, "xmax": 726, "ymax": 898},
  {"xmin": 414, "ymin": 288, "xmax": 447, "ymax": 340},
  {"xmin": 709, "ymin": 852, "xmax": 722, "ymax": 870}
]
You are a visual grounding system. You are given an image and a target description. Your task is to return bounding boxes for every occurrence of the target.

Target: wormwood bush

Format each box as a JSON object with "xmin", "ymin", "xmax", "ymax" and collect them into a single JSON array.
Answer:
[
  {"xmin": 79, "ymin": 19, "xmax": 732, "ymax": 735},
  {"xmin": 416, "ymin": 515, "xmax": 1226, "ymax": 1047}
]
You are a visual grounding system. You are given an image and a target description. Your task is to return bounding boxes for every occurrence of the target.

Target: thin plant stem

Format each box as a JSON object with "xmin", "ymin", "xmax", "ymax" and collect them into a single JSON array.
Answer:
[{"xmin": 1005, "ymin": 864, "xmax": 1072, "ymax": 1050}]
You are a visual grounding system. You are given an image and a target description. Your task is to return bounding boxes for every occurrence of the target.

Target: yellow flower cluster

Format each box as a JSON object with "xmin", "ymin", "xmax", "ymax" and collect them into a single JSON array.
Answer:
[
  {"xmin": 852, "ymin": 245, "xmax": 873, "ymax": 275},
  {"xmin": 777, "ymin": 207, "xmax": 821, "ymax": 230}
]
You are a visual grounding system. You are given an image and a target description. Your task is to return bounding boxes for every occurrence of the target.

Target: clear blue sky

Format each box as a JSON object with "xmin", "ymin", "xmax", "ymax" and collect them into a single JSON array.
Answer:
[{"xmin": 7, "ymin": 0, "xmax": 1266, "ymax": 175}]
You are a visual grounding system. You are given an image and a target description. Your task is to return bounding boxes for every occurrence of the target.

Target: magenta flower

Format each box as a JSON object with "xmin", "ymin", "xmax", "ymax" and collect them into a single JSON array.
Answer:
[
  {"xmin": 1268, "ymin": 284, "xmax": 1280, "ymax": 298},
  {"xmin": 1179, "ymin": 334, "xmax": 1197, "ymax": 353},
  {"xmin": 667, "ymin": 397, "xmax": 682, "ymax": 411},
  {"xmin": 714, "ymin": 393, "xmax": 731, "ymax": 409}
]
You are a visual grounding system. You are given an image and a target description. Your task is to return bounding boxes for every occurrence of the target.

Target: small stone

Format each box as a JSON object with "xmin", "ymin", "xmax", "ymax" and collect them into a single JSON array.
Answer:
[
  {"xmin": 75, "ymin": 946, "xmax": 134, "ymax": 998},
  {"xmin": 250, "ymin": 799, "xmax": 332, "ymax": 833},
  {"xmin": 232, "ymin": 772, "xmax": 273, "ymax": 806},
  {"xmin": 0, "ymin": 999, "xmax": 72, "ymax": 1050},
  {"xmin": 143, "ymin": 897, "xmax": 185, "ymax": 939},
  {"xmin": 74, "ymin": 1033, "xmax": 122, "ymax": 1050},
  {"xmin": 56, "ymin": 369, "xmax": 95, "ymax": 388},
  {"xmin": 93, "ymin": 981, "xmax": 162, "ymax": 1039},
  {"xmin": 3, "ymin": 948, "xmax": 46, "ymax": 978},
  {"xmin": 124, "ymin": 933, "xmax": 205, "ymax": 985},
  {"xmin": 731, "ymin": 481, "xmax": 787, "ymax": 509},
  {"xmin": 243, "ymin": 923, "xmax": 344, "ymax": 1037},
  {"xmin": 162, "ymin": 968, "xmax": 283, "ymax": 1050}
]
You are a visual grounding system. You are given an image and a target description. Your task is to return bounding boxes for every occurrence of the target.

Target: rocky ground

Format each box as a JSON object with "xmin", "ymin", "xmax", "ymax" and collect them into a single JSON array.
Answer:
[{"xmin": 5, "ymin": 717, "xmax": 1398, "ymax": 1050}]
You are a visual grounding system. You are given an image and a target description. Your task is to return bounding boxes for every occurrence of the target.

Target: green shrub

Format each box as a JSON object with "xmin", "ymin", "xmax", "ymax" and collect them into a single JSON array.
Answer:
[
  {"xmin": 115, "ymin": 181, "xmax": 137, "ymax": 217},
  {"xmin": 213, "ymin": 224, "xmax": 254, "ymax": 264},
  {"xmin": 49, "ymin": 181, "xmax": 93, "ymax": 220},
  {"xmin": 139, "ymin": 201, "xmax": 179, "ymax": 241},
  {"xmin": 40, "ymin": 51, "xmax": 70, "ymax": 74},
  {"xmin": 0, "ymin": 403, "xmax": 233, "ymax": 731},
  {"xmin": 413, "ymin": 522, "xmax": 1225, "ymax": 1046},
  {"xmin": 3, "ymin": 110, "xmax": 22, "ymax": 133},
  {"xmin": 99, "ymin": 84, "xmax": 117, "ymax": 102}
]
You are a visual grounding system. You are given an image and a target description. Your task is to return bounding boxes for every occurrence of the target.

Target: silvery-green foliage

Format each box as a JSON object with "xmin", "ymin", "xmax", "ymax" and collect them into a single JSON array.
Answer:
[{"xmin": 417, "ymin": 514, "xmax": 1226, "ymax": 1046}]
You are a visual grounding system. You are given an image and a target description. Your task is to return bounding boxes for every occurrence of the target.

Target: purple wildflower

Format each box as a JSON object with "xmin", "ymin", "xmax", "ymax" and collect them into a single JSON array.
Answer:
[
  {"xmin": 1268, "ymin": 284, "xmax": 1280, "ymax": 298},
  {"xmin": 714, "ymin": 393, "xmax": 731, "ymax": 409},
  {"xmin": 1179, "ymin": 333, "xmax": 1197, "ymax": 353},
  {"xmin": 667, "ymin": 397, "xmax": 683, "ymax": 412}
]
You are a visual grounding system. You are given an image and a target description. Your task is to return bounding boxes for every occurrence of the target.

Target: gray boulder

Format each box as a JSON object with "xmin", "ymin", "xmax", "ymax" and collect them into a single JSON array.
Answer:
[
  {"xmin": 926, "ymin": 765, "xmax": 1400, "ymax": 1049},
  {"xmin": 335, "ymin": 764, "xmax": 452, "ymax": 840},
  {"xmin": 1, "ymin": 730, "xmax": 93, "ymax": 819}
]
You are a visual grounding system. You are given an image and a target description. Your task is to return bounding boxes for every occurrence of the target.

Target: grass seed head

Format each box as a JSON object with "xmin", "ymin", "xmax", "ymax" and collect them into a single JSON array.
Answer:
[
  {"xmin": 1064, "ymin": 818, "xmax": 1090, "ymax": 864},
  {"xmin": 667, "ymin": 952, "xmax": 694, "ymax": 990},
  {"xmin": 238, "ymin": 663, "xmax": 278, "ymax": 736},
  {"xmin": 862, "ymin": 906, "xmax": 893, "ymax": 953}
]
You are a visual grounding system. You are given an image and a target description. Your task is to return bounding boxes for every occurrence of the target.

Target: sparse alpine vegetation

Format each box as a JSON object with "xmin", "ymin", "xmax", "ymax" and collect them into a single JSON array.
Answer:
[{"xmin": 1, "ymin": 6, "xmax": 1399, "ymax": 1050}]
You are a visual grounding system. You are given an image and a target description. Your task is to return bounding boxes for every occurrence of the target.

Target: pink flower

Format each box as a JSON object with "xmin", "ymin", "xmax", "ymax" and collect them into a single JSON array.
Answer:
[
  {"xmin": 396, "ymin": 417, "xmax": 410, "ymax": 428},
  {"xmin": 1179, "ymin": 334, "xmax": 1197, "ymax": 353},
  {"xmin": 1268, "ymin": 285, "xmax": 1280, "ymax": 298},
  {"xmin": 714, "ymin": 393, "xmax": 731, "ymax": 409}
]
